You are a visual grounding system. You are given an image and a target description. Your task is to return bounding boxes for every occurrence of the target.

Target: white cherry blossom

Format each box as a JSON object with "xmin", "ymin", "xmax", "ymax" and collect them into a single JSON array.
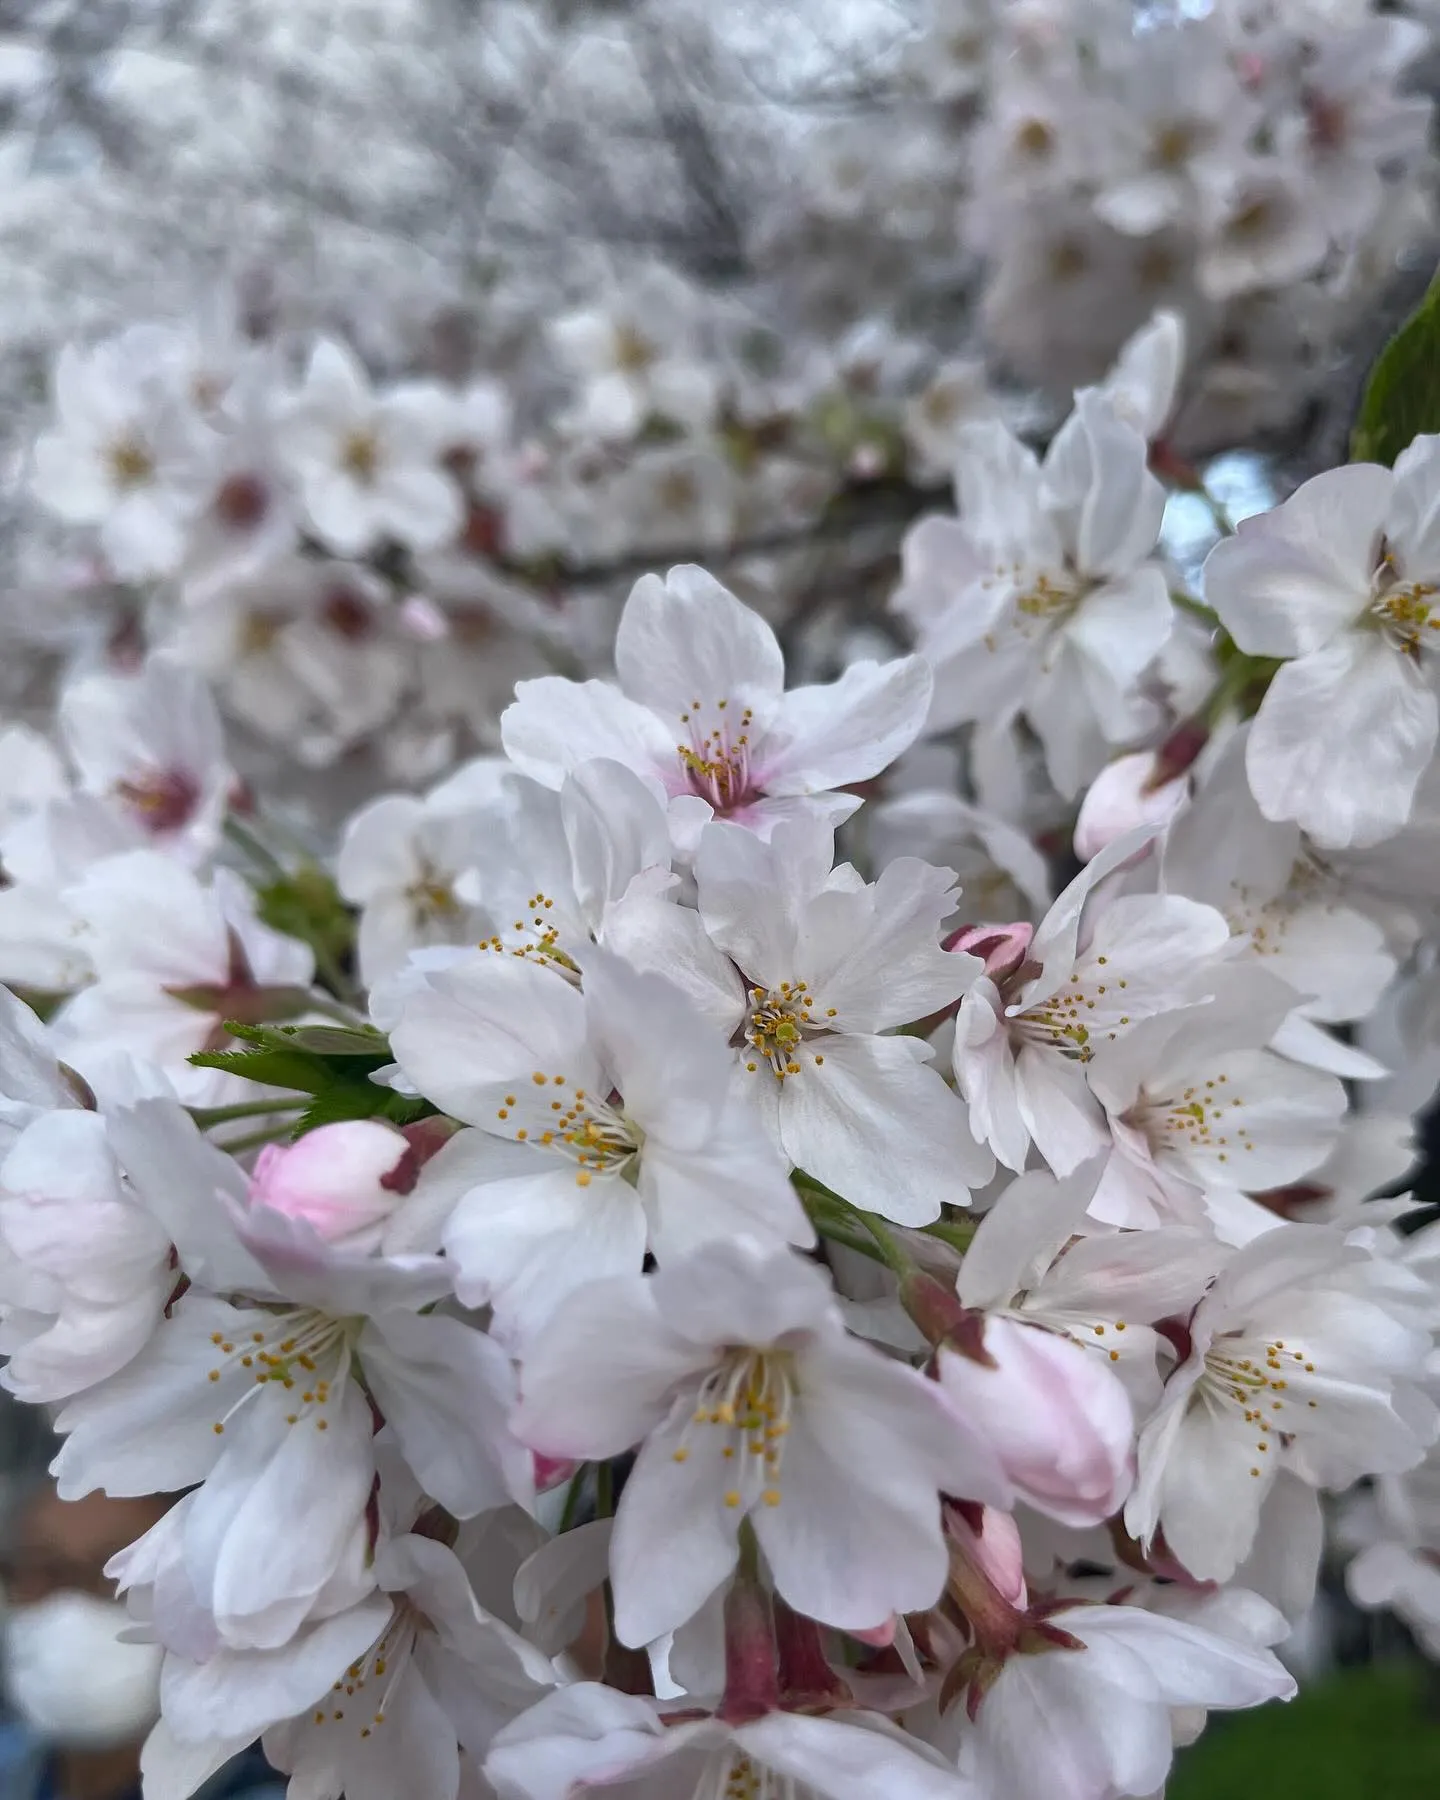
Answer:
[
  {"xmin": 1161, "ymin": 728, "xmax": 1399, "ymax": 1080},
  {"xmin": 943, "ymin": 1593, "xmax": 1295, "ymax": 1800},
  {"xmin": 30, "ymin": 329, "xmax": 221, "ymax": 580},
  {"xmin": 1203, "ymin": 445, "xmax": 1440, "ymax": 848},
  {"xmin": 144, "ymin": 1531, "xmax": 555, "ymax": 1800},
  {"xmin": 54, "ymin": 1100, "xmax": 530, "ymax": 1648},
  {"xmin": 52, "ymin": 852, "xmax": 315, "ymax": 1103},
  {"xmin": 486, "ymin": 1683, "xmax": 977, "ymax": 1800},
  {"xmin": 953, "ymin": 830, "xmax": 1232, "ymax": 1176},
  {"xmin": 892, "ymin": 392, "xmax": 1173, "ymax": 795},
  {"xmin": 387, "ymin": 947, "xmax": 810, "ymax": 1346},
  {"xmin": 0, "ymin": 1108, "xmax": 172, "ymax": 1403},
  {"xmin": 1087, "ymin": 973, "xmax": 1348, "ymax": 1241},
  {"xmin": 338, "ymin": 758, "xmax": 510, "ymax": 987},
  {"xmin": 1126, "ymin": 1223, "xmax": 1437, "ymax": 1581},
  {"xmin": 502, "ymin": 565, "xmax": 932, "ymax": 846},
  {"xmin": 514, "ymin": 1239, "xmax": 1008, "ymax": 1646},
  {"xmin": 279, "ymin": 340, "xmax": 464, "ymax": 556}
]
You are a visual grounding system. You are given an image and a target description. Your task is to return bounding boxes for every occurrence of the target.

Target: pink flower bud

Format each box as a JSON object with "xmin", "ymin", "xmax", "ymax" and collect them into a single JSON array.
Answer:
[
  {"xmin": 1073, "ymin": 752, "xmax": 1188, "ymax": 865},
  {"xmin": 249, "ymin": 1121, "xmax": 411, "ymax": 1250},
  {"xmin": 945, "ymin": 921, "xmax": 1034, "ymax": 982},
  {"xmin": 937, "ymin": 1317, "xmax": 1134, "ymax": 1528},
  {"xmin": 945, "ymin": 1505, "xmax": 1028, "ymax": 1652},
  {"xmin": 952, "ymin": 1505, "xmax": 1028, "ymax": 1611}
]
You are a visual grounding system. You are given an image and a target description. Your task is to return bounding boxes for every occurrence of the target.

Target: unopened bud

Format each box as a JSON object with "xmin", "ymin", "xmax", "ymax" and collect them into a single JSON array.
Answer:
[
  {"xmin": 719, "ymin": 1535, "xmax": 779, "ymax": 1725},
  {"xmin": 944, "ymin": 920, "xmax": 1035, "ymax": 982},
  {"xmin": 249, "ymin": 1120, "xmax": 411, "ymax": 1250},
  {"xmin": 900, "ymin": 1269, "xmax": 992, "ymax": 1357},
  {"xmin": 1074, "ymin": 752, "xmax": 1188, "ymax": 864}
]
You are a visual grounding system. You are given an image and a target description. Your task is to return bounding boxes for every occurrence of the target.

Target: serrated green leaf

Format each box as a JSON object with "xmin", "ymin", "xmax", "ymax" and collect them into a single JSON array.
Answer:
[
  {"xmin": 187, "ymin": 1045, "xmax": 331, "ymax": 1093},
  {"xmin": 1351, "ymin": 265, "xmax": 1440, "ymax": 465},
  {"xmin": 290, "ymin": 1084, "xmax": 391, "ymax": 1132},
  {"xmin": 288, "ymin": 1081, "xmax": 434, "ymax": 1137},
  {"xmin": 270, "ymin": 1023, "xmax": 391, "ymax": 1056}
]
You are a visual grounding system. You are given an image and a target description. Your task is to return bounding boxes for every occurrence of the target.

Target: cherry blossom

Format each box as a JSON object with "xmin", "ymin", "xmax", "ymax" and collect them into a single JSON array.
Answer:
[{"xmin": 502, "ymin": 565, "xmax": 932, "ymax": 845}]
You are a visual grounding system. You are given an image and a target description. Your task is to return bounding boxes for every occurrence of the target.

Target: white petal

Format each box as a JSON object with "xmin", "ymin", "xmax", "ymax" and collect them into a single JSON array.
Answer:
[
  {"xmin": 609, "ymin": 1393, "xmax": 742, "ymax": 1647},
  {"xmin": 778, "ymin": 1034, "xmax": 991, "ymax": 1223},
  {"xmin": 1203, "ymin": 464, "xmax": 1389, "ymax": 656},
  {"xmin": 512, "ymin": 1278, "xmax": 704, "ymax": 1460},
  {"xmin": 500, "ymin": 678, "xmax": 676, "ymax": 792},
  {"xmin": 761, "ymin": 656, "xmax": 932, "ymax": 796},
  {"xmin": 1246, "ymin": 632, "xmax": 1438, "ymax": 848},
  {"xmin": 388, "ymin": 954, "xmax": 601, "ymax": 1126},
  {"xmin": 444, "ymin": 1164, "xmax": 647, "ymax": 1349},
  {"xmin": 614, "ymin": 566, "xmax": 784, "ymax": 726},
  {"xmin": 360, "ymin": 1308, "xmax": 529, "ymax": 1517},
  {"xmin": 161, "ymin": 1597, "xmax": 393, "ymax": 1744}
]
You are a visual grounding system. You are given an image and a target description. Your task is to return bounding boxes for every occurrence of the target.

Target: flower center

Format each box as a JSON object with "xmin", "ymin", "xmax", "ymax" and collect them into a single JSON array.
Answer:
[
  {"xmin": 1015, "ymin": 992, "xmax": 1096, "ymax": 1061},
  {"xmin": 312, "ymin": 1597, "xmax": 419, "ymax": 1740},
  {"xmin": 405, "ymin": 862, "xmax": 460, "ymax": 927},
  {"xmin": 1202, "ymin": 1331, "xmax": 1321, "ymax": 1479},
  {"xmin": 1141, "ymin": 1071, "xmax": 1252, "ymax": 1169},
  {"xmin": 676, "ymin": 700, "xmax": 759, "ymax": 813},
  {"xmin": 1011, "ymin": 952, "xmax": 1139, "ymax": 1059},
  {"xmin": 1152, "ymin": 118, "xmax": 1201, "ymax": 169},
  {"xmin": 1369, "ymin": 558, "xmax": 1440, "ymax": 658},
  {"xmin": 674, "ymin": 1348, "xmax": 795, "ymax": 1512},
  {"xmin": 205, "ymin": 1307, "xmax": 354, "ymax": 1439},
  {"xmin": 215, "ymin": 472, "xmax": 272, "ymax": 531},
  {"xmin": 107, "ymin": 437, "xmax": 156, "ymax": 490},
  {"xmin": 113, "ymin": 767, "xmax": 202, "ymax": 835},
  {"xmin": 477, "ymin": 890, "xmax": 581, "ymax": 977},
  {"xmin": 491, "ymin": 1072, "xmax": 638, "ymax": 1187},
  {"xmin": 743, "ymin": 982, "xmax": 835, "ymax": 1080},
  {"xmin": 613, "ymin": 325, "xmax": 658, "ymax": 374},
  {"xmin": 701, "ymin": 1751, "xmax": 807, "ymax": 1800},
  {"xmin": 1014, "ymin": 571, "xmax": 1080, "ymax": 629},
  {"xmin": 341, "ymin": 429, "xmax": 381, "ymax": 483}
]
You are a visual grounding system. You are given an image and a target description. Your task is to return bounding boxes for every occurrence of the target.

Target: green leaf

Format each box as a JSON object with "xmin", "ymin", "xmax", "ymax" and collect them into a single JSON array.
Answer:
[
  {"xmin": 262, "ymin": 1022, "xmax": 391, "ymax": 1057},
  {"xmin": 188, "ymin": 1017, "xmax": 432, "ymax": 1138},
  {"xmin": 1351, "ymin": 265, "xmax": 1440, "ymax": 465},
  {"xmin": 187, "ymin": 1045, "xmax": 332, "ymax": 1093},
  {"xmin": 289, "ymin": 1084, "xmax": 434, "ymax": 1138}
]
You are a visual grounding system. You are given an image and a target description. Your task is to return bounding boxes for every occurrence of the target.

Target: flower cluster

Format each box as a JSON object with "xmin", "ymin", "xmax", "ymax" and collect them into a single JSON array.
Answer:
[
  {"xmin": 946, "ymin": 0, "xmax": 1438, "ymax": 442},
  {"xmin": 5, "ymin": 273, "xmax": 1440, "ymax": 1793},
  {"xmin": 8, "ymin": 0, "xmax": 1438, "ymax": 799}
]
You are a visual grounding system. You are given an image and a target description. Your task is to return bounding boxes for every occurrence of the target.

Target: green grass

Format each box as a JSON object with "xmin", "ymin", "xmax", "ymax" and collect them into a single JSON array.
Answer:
[{"xmin": 1168, "ymin": 1662, "xmax": 1440, "ymax": 1799}]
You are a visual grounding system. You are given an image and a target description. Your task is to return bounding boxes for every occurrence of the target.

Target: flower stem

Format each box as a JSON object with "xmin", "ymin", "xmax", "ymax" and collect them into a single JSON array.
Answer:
[
  {"xmin": 923, "ymin": 1217, "xmax": 979, "ymax": 1257},
  {"xmin": 792, "ymin": 1175, "xmax": 892, "ymax": 1267},
  {"xmin": 188, "ymin": 1097, "xmax": 307, "ymax": 1128},
  {"xmin": 214, "ymin": 1124, "xmax": 295, "ymax": 1155},
  {"xmin": 558, "ymin": 1465, "xmax": 589, "ymax": 1533},
  {"xmin": 223, "ymin": 814, "xmax": 287, "ymax": 880}
]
